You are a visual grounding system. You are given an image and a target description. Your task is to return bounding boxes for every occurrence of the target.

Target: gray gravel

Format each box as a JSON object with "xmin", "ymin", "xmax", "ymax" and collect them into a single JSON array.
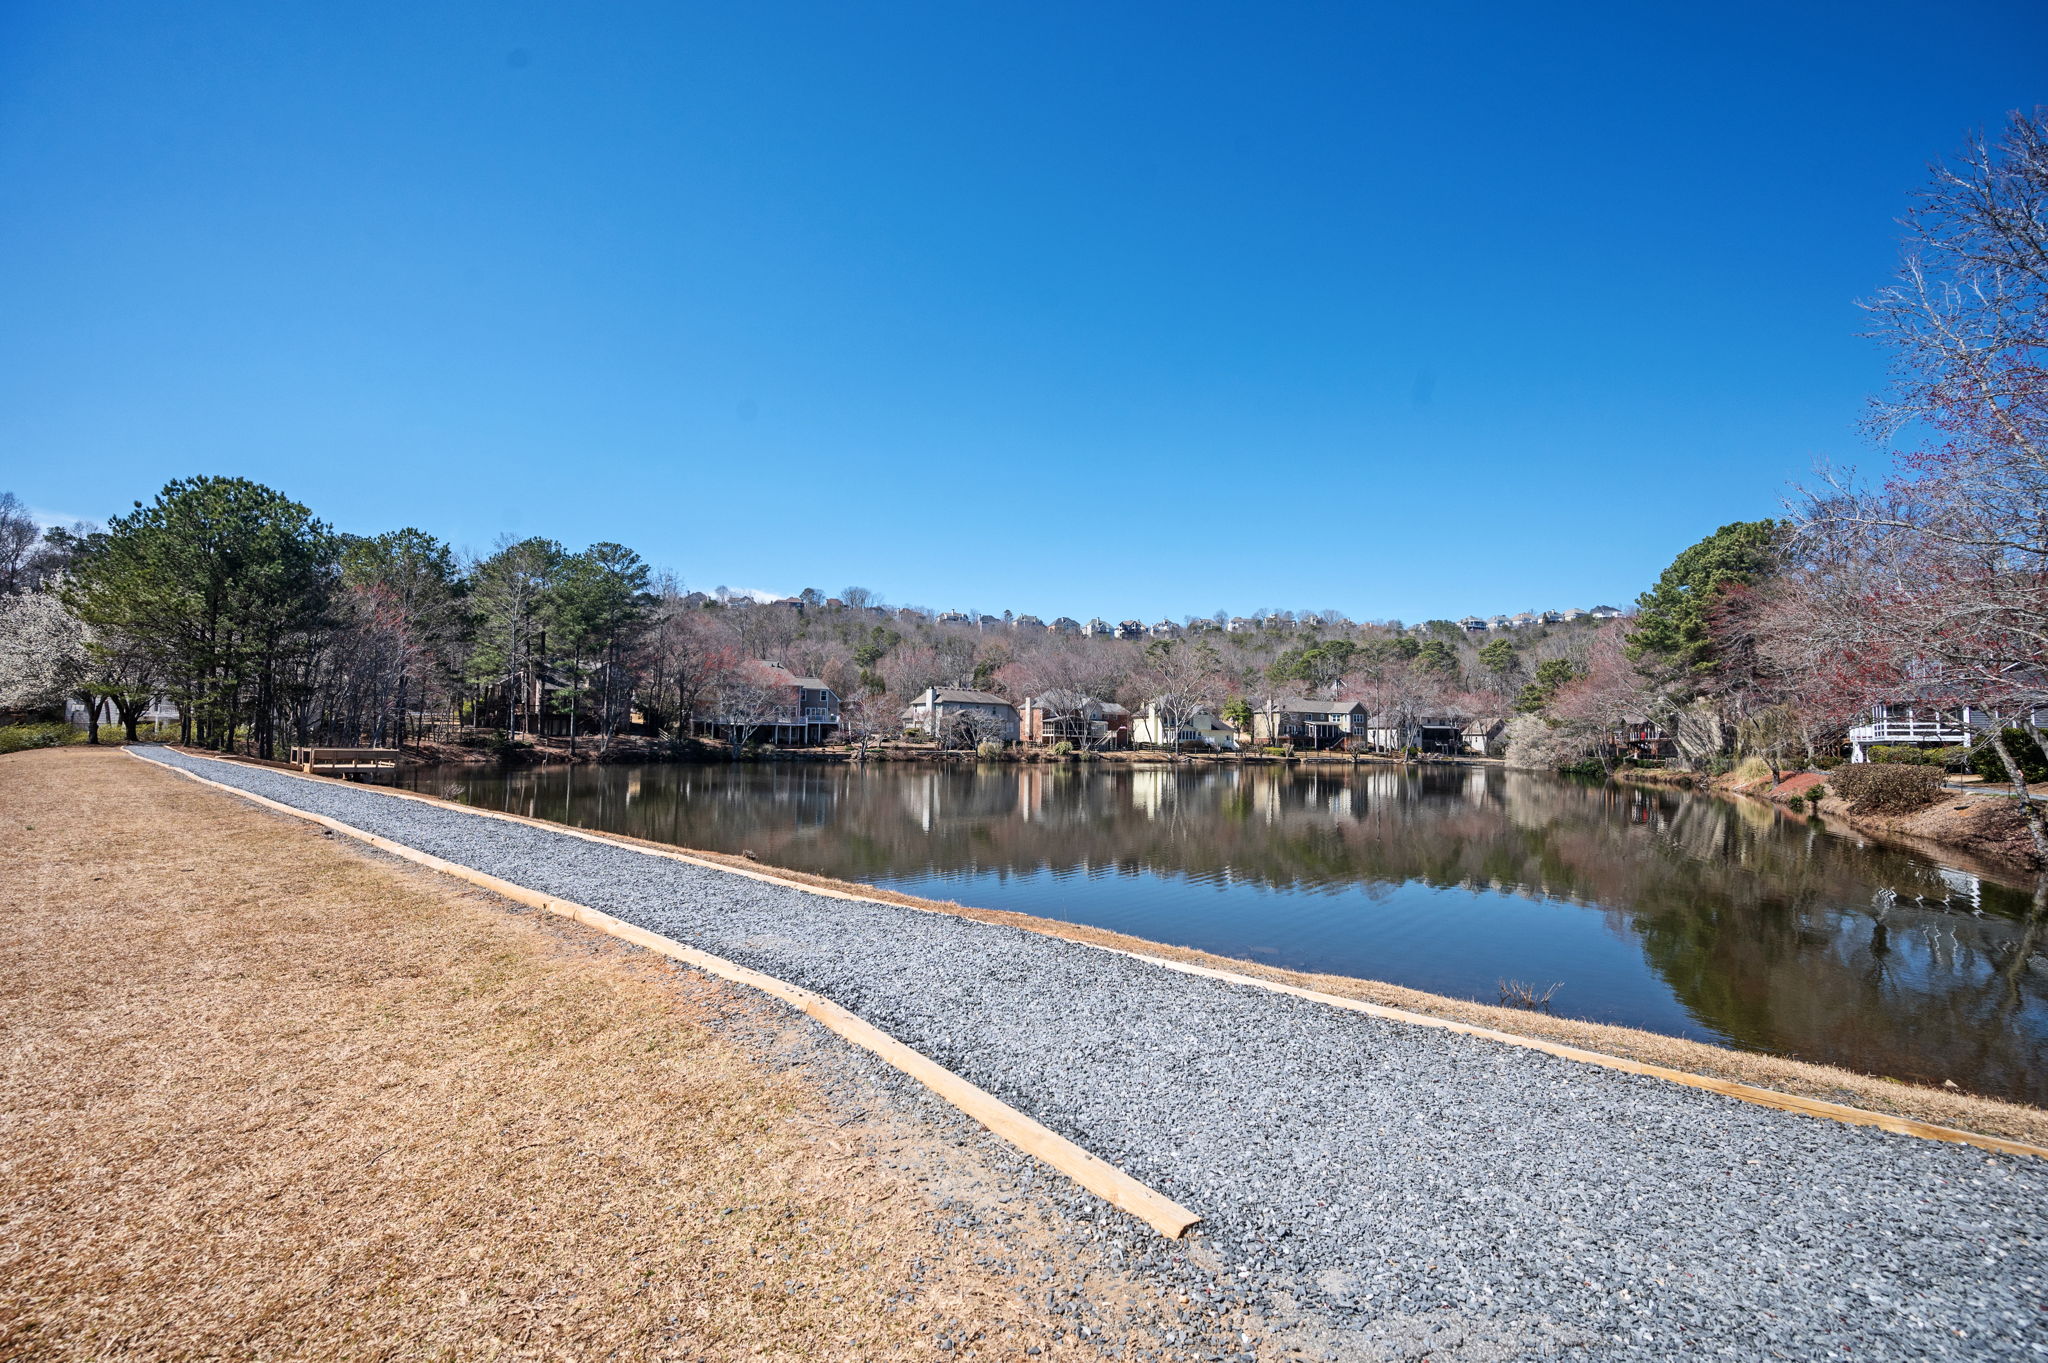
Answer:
[{"xmin": 140, "ymin": 748, "xmax": 2048, "ymax": 1361}]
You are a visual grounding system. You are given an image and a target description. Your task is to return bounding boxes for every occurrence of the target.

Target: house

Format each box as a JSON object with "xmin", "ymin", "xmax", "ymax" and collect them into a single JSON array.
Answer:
[
  {"xmin": 698, "ymin": 662, "xmax": 842, "ymax": 747},
  {"xmin": 1115, "ymin": 620, "xmax": 1146, "ymax": 640},
  {"xmin": 1560, "ymin": 608, "xmax": 1588, "ymax": 623},
  {"xmin": 1131, "ymin": 701, "xmax": 1238, "ymax": 750},
  {"xmin": 1250, "ymin": 697, "xmax": 1369, "ymax": 750},
  {"xmin": 1012, "ymin": 614, "xmax": 1045, "ymax": 631},
  {"xmin": 1459, "ymin": 616, "xmax": 1489, "ymax": 634},
  {"xmin": 1049, "ymin": 616, "xmax": 1082, "ymax": 635},
  {"xmin": 1539, "ymin": 610, "xmax": 1564, "ymax": 625},
  {"xmin": 1462, "ymin": 717, "xmax": 1507, "ymax": 756},
  {"xmin": 1614, "ymin": 716, "xmax": 1676, "ymax": 760},
  {"xmin": 1589, "ymin": 605, "xmax": 1624, "ymax": 620},
  {"xmin": 936, "ymin": 611, "xmax": 971, "ymax": 626},
  {"xmin": 1364, "ymin": 713, "xmax": 1467, "ymax": 754},
  {"xmin": 1844, "ymin": 701, "xmax": 2048, "ymax": 762},
  {"xmin": 1226, "ymin": 617, "xmax": 1256, "ymax": 633},
  {"xmin": 901, "ymin": 687, "xmax": 1020, "ymax": 744},
  {"xmin": 977, "ymin": 614, "xmax": 1003, "ymax": 629},
  {"xmin": 1149, "ymin": 620, "xmax": 1182, "ymax": 638},
  {"xmin": 1487, "ymin": 615, "xmax": 1511, "ymax": 631},
  {"xmin": 64, "ymin": 694, "xmax": 181, "ymax": 731},
  {"xmin": 1082, "ymin": 617, "xmax": 1113, "ymax": 637},
  {"xmin": 1017, "ymin": 694, "xmax": 1129, "ymax": 748},
  {"xmin": 1509, "ymin": 611, "xmax": 1539, "ymax": 628}
]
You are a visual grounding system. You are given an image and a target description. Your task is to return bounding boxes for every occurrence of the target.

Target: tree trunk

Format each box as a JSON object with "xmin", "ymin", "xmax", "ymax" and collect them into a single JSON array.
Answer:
[{"xmin": 1986, "ymin": 729, "xmax": 2048, "ymax": 864}]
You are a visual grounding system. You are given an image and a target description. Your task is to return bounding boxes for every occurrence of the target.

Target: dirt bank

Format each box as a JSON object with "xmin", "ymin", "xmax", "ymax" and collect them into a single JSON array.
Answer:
[{"xmin": 1723, "ymin": 768, "xmax": 2045, "ymax": 876}]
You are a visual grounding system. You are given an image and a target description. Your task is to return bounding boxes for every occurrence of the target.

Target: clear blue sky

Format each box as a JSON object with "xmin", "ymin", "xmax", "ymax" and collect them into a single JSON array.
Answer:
[{"xmin": 2, "ymin": 3, "xmax": 2041, "ymax": 623}]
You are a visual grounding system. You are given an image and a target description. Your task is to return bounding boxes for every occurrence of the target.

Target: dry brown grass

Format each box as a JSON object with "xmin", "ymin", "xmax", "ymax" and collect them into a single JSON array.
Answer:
[{"xmin": 0, "ymin": 747, "xmax": 1167, "ymax": 1362}]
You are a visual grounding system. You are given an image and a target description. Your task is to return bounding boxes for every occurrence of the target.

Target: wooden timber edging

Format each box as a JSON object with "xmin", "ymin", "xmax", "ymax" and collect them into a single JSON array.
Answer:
[
  {"xmin": 148, "ymin": 747, "xmax": 2048, "ymax": 1163},
  {"xmin": 135, "ymin": 749, "xmax": 1203, "ymax": 1240}
]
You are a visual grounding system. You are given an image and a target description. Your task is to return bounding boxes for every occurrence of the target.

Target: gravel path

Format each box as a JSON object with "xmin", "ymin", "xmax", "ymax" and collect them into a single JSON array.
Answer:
[{"xmin": 138, "ymin": 748, "xmax": 2047, "ymax": 1361}]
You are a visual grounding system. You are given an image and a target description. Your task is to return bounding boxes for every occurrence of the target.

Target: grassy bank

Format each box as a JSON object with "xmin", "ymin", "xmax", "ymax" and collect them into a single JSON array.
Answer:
[{"xmin": 0, "ymin": 747, "xmax": 1185, "ymax": 1361}]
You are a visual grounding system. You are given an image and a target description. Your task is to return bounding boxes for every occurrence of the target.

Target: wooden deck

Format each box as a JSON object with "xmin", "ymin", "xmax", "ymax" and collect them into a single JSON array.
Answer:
[{"xmin": 288, "ymin": 747, "xmax": 401, "ymax": 774}]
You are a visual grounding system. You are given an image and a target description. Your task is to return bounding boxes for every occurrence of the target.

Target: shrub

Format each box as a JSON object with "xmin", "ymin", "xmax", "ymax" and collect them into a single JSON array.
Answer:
[
  {"xmin": 1827, "ymin": 763, "xmax": 1945, "ymax": 815},
  {"xmin": 975, "ymin": 740, "xmax": 1004, "ymax": 759},
  {"xmin": 0, "ymin": 723, "xmax": 86, "ymax": 754},
  {"xmin": 1970, "ymin": 729, "xmax": 2048, "ymax": 785},
  {"xmin": 1050, "ymin": 740, "xmax": 1074, "ymax": 756},
  {"xmin": 1867, "ymin": 744, "xmax": 1971, "ymax": 770},
  {"xmin": 1731, "ymin": 755, "xmax": 1773, "ymax": 786},
  {"xmin": 1813, "ymin": 754, "xmax": 1843, "ymax": 770}
]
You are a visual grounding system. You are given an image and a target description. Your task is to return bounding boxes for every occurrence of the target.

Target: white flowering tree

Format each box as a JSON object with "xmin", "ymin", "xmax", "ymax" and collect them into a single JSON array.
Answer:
[{"xmin": 0, "ymin": 591, "xmax": 86, "ymax": 723}]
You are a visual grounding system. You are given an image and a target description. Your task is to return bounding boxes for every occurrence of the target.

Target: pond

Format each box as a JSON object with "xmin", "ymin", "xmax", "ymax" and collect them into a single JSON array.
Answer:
[{"xmin": 398, "ymin": 759, "xmax": 2048, "ymax": 1105}]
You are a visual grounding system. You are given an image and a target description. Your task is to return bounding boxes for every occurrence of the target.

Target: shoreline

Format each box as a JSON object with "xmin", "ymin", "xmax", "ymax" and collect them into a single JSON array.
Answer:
[
  {"xmin": 160, "ymin": 743, "xmax": 2048, "ymax": 1146},
  {"xmin": 1609, "ymin": 763, "xmax": 2046, "ymax": 881}
]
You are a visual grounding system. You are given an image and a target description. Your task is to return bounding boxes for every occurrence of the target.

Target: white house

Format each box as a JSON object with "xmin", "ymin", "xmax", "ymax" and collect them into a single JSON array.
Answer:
[
  {"xmin": 1845, "ymin": 702, "xmax": 2046, "ymax": 762},
  {"xmin": 1462, "ymin": 717, "xmax": 1507, "ymax": 756},
  {"xmin": 1131, "ymin": 702, "xmax": 1238, "ymax": 750}
]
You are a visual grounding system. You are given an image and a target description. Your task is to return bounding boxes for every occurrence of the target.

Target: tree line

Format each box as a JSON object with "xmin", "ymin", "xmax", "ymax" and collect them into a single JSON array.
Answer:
[{"xmin": 0, "ymin": 470, "xmax": 1600, "ymax": 757}]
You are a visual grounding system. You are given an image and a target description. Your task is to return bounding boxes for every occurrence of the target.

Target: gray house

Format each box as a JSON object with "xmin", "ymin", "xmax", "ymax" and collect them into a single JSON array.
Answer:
[
  {"xmin": 901, "ymin": 687, "xmax": 1021, "ymax": 744},
  {"xmin": 1250, "ymin": 697, "xmax": 1369, "ymax": 749}
]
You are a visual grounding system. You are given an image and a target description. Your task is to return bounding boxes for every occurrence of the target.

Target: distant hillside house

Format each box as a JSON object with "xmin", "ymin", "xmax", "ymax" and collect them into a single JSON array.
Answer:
[
  {"xmin": 1149, "ymin": 620, "xmax": 1182, "ymax": 638},
  {"xmin": 1589, "ymin": 605, "xmax": 1624, "ymax": 620},
  {"xmin": 902, "ymin": 687, "xmax": 1021, "ymax": 744},
  {"xmin": 1049, "ymin": 616, "xmax": 1082, "ymax": 635},
  {"xmin": 1012, "ymin": 614, "xmax": 1045, "ymax": 631},
  {"xmin": 1459, "ymin": 616, "xmax": 1489, "ymax": 633},
  {"xmin": 1083, "ymin": 617, "xmax": 1113, "ymax": 637},
  {"xmin": 1226, "ymin": 617, "xmax": 1256, "ymax": 633},
  {"xmin": 1251, "ymin": 697, "xmax": 1368, "ymax": 750},
  {"xmin": 1115, "ymin": 620, "xmax": 1146, "ymax": 640}
]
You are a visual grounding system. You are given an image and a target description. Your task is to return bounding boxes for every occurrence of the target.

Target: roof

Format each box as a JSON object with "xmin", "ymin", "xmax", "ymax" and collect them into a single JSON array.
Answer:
[
  {"xmin": 1463, "ymin": 717, "xmax": 1504, "ymax": 734},
  {"xmin": 917, "ymin": 687, "xmax": 1015, "ymax": 707},
  {"xmin": 755, "ymin": 661, "xmax": 833, "ymax": 692},
  {"xmin": 1268, "ymin": 696, "xmax": 1366, "ymax": 716}
]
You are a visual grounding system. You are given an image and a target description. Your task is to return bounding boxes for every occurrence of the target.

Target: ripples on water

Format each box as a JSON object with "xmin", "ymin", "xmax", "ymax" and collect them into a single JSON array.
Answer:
[{"xmin": 399, "ymin": 760, "xmax": 2048, "ymax": 1104}]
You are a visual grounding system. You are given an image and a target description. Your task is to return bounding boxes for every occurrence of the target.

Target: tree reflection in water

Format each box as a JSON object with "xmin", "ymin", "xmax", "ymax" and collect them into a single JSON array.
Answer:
[{"xmin": 402, "ymin": 761, "xmax": 2048, "ymax": 1104}]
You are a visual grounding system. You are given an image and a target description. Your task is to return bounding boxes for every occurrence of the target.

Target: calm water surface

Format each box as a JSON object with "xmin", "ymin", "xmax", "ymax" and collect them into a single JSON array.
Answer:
[{"xmin": 400, "ymin": 760, "xmax": 2048, "ymax": 1104}]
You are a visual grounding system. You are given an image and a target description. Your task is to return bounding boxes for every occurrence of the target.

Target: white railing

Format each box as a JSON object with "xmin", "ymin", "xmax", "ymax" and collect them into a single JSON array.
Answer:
[{"xmin": 1848, "ymin": 720, "xmax": 1974, "ymax": 744}]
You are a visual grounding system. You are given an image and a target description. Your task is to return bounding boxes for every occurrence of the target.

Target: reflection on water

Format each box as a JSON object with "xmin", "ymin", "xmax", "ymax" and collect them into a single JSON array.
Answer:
[{"xmin": 400, "ymin": 761, "xmax": 2048, "ymax": 1104}]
